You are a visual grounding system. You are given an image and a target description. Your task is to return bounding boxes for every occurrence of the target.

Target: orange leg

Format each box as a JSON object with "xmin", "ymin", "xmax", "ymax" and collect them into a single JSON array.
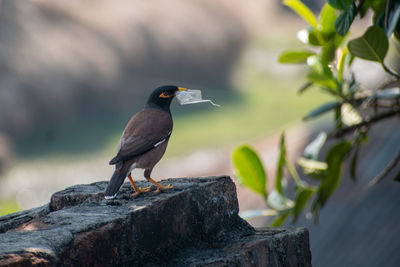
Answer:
[
  {"xmin": 128, "ymin": 175, "xmax": 152, "ymax": 197},
  {"xmin": 147, "ymin": 178, "xmax": 174, "ymax": 194}
]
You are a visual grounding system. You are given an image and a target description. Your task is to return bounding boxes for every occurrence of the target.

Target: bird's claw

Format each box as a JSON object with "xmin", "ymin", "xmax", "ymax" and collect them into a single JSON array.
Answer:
[
  {"xmin": 153, "ymin": 184, "xmax": 174, "ymax": 195},
  {"xmin": 132, "ymin": 191, "xmax": 141, "ymax": 198},
  {"xmin": 140, "ymin": 186, "xmax": 153, "ymax": 192},
  {"xmin": 132, "ymin": 186, "xmax": 153, "ymax": 197}
]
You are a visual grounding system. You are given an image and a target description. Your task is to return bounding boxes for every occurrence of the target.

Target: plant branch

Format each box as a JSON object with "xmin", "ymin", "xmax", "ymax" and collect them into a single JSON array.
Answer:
[
  {"xmin": 382, "ymin": 63, "xmax": 400, "ymax": 79},
  {"xmin": 378, "ymin": 100, "xmax": 399, "ymax": 108},
  {"xmin": 368, "ymin": 150, "xmax": 400, "ymax": 186},
  {"xmin": 329, "ymin": 108, "xmax": 400, "ymax": 138}
]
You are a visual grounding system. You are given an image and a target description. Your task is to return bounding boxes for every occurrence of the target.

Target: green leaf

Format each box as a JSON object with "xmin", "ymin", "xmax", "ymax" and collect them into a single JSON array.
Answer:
[
  {"xmin": 232, "ymin": 145, "xmax": 267, "ymax": 197},
  {"xmin": 275, "ymin": 133, "xmax": 286, "ymax": 195},
  {"xmin": 348, "ymin": 26, "xmax": 389, "ymax": 62},
  {"xmin": 286, "ymin": 154, "xmax": 301, "ymax": 184},
  {"xmin": 308, "ymin": 28, "xmax": 321, "ymax": 46},
  {"xmin": 292, "ymin": 187, "xmax": 315, "ymax": 223},
  {"xmin": 278, "ymin": 50, "xmax": 316, "ymax": 64},
  {"xmin": 375, "ymin": 12, "xmax": 385, "ymax": 29},
  {"xmin": 306, "ymin": 56, "xmax": 338, "ymax": 90},
  {"xmin": 303, "ymin": 101, "xmax": 342, "ymax": 120},
  {"xmin": 386, "ymin": 1, "xmax": 400, "ymax": 37},
  {"xmin": 315, "ymin": 140, "xmax": 352, "ymax": 208},
  {"xmin": 370, "ymin": 0, "xmax": 387, "ymax": 15},
  {"xmin": 321, "ymin": 42, "xmax": 336, "ymax": 62},
  {"xmin": 335, "ymin": 1, "xmax": 357, "ymax": 36},
  {"xmin": 395, "ymin": 17, "xmax": 400, "ymax": 40},
  {"xmin": 334, "ymin": 32, "xmax": 345, "ymax": 48},
  {"xmin": 320, "ymin": 3, "xmax": 337, "ymax": 34},
  {"xmin": 334, "ymin": 106, "xmax": 343, "ymax": 132},
  {"xmin": 337, "ymin": 47, "xmax": 349, "ymax": 82},
  {"xmin": 348, "ymin": 52, "xmax": 355, "ymax": 66},
  {"xmin": 359, "ymin": 0, "xmax": 371, "ymax": 18},
  {"xmin": 327, "ymin": 0, "xmax": 352, "ymax": 10},
  {"xmin": 298, "ymin": 81, "xmax": 314, "ymax": 94},
  {"xmin": 297, "ymin": 28, "xmax": 322, "ymax": 46},
  {"xmin": 270, "ymin": 211, "xmax": 291, "ymax": 227},
  {"xmin": 284, "ymin": 0, "xmax": 318, "ymax": 28},
  {"xmin": 304, "ymin": 132, "xmax": 327, "ymax": 160}
]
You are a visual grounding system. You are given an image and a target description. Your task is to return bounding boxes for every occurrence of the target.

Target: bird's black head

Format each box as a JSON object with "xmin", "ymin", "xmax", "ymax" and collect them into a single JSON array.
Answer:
[{"xmin": 145, "ymin": 85, "xmax": 187, "ymax": 112}]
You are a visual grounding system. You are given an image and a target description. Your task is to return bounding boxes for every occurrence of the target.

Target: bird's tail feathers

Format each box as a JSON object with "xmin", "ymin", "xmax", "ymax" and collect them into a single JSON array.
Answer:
[{"xmin": 105, "ymin": 166, "xmax": 130, "ymax": 199}]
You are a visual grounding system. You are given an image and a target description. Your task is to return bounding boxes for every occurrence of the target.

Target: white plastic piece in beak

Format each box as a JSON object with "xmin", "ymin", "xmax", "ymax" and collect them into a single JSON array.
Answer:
[{"xmin": 176, "ymin": 89, "xmax": 220, "ymax": 107}]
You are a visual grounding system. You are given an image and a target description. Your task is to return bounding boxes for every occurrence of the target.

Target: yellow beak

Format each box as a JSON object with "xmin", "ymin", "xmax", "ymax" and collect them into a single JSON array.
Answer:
[{"xmin": 178, "ymin": 87, "xmax": 187, "ymax": 91}]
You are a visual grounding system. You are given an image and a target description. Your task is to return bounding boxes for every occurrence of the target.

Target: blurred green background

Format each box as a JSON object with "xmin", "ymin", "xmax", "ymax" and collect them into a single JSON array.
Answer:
[
  {"xmin": 2, "ymin": 1, "xmax": 400, "ymax": 267},
  {"xmin": 0, "ymin": 0, "xmax": 332, "ymax": 216}
]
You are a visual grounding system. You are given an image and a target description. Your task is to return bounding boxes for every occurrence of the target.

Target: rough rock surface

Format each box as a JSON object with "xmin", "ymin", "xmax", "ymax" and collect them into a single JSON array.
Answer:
[{"xmin": 0, "ymin": 176, "xmax": 311, "ymax": 266}]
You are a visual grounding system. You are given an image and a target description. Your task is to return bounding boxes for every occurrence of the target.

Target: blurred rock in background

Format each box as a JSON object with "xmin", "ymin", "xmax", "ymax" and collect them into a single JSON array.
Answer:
[
  {"xmin": 0, "ymin": 0, "xmax": 266, "ymax": 155},
  {"xmin": 0, "ymin": 133, "xmax": 12, "ymax": 175}
]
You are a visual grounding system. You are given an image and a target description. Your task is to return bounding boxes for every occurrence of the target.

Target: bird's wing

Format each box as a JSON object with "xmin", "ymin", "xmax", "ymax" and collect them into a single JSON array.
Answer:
[
  {"xmin": 109, "ymin": 133, "xmax": 171, "ymax": 165},
  {"xmin": 109, "ymin": 108, "xmax": 173, "ymax": 165}
]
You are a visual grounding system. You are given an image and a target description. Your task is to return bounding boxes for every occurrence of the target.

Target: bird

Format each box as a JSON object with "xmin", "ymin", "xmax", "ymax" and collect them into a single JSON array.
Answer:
[{"xmin": 104, "ymin": 85, "xmax": 187, "ymax": 199}]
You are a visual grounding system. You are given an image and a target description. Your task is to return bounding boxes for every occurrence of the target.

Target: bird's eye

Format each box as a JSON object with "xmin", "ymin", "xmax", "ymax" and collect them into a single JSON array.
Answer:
[{"xmin": 159, "ymin": 92, "xmax": 170, "ymax": 98}]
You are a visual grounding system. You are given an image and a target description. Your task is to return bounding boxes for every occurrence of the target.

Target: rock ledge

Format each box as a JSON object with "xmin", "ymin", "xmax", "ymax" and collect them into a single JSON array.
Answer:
[{"xmin": 0, "ymin": 176, "xmax": 311, "ymax": 266}]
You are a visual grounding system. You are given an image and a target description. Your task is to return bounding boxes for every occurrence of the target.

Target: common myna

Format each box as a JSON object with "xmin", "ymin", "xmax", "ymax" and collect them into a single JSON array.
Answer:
[{"xmin": 104, "ymin": 85, "xmax": 187, "ymax": 199}]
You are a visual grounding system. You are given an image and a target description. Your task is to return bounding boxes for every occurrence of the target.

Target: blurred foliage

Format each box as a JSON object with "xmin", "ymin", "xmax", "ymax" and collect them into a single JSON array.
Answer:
[
  {"xmin": 233, "ymin": 0, "xmax": 400, "ymax": 225},
  {"xmin": 154, "ymin": 74, "xmax": 330, "ymax": 157},
  {"xmin": 0, "ymin": 15, "xmax": 330, "ymax": 216},
  {"xmin": 0, "ymin": 198, "xmax": 20, "ymax": 216},
  {"xmin": 232, "ymin": 145, "xmax": 267, "ymax": 198}
]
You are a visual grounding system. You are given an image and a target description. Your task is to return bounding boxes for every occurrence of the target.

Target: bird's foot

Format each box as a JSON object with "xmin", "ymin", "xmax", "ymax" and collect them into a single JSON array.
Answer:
[
  {"xmin": 132, "ymin": 186, "xmax": 153, "ymax": 198},
  {"xmin": 153, "ymin": 184, "xmax": 174, "ymax": 195}
]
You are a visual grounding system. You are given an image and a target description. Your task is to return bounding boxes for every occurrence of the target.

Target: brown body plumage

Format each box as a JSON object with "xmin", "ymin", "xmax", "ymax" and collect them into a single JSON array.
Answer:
[{"xmin": 105, "ymin": 85, "xmax": 186, "ymax": 199}]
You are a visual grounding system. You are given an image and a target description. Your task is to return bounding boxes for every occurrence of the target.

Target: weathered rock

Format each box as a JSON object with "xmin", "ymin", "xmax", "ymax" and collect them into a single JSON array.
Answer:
[
  {"xmin": 0, "ymin": 176, "xmax": 311, "ymax": 266},
  {"xmin": 172, "ymin": 227, "xmax": 311, "ymax": 267}
]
